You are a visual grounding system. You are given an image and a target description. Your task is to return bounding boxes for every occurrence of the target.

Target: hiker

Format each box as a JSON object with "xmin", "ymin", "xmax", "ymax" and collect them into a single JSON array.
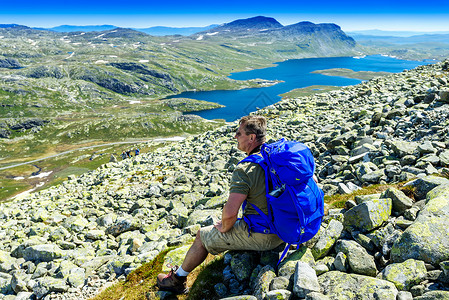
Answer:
[
  {"xmin": 126, "ymin": 150, "xmax": 132, "ymax": 158},
  {"xmin": 157, "ymin": 115, "xmax": 285, "ymax": 294},
  {"xmin": 120, "ymin": 151, "xmax": 128, "ymax": 160},
  {"xmin": 135, "ymin": 148, "xmax": 140, "ymax": 156}
]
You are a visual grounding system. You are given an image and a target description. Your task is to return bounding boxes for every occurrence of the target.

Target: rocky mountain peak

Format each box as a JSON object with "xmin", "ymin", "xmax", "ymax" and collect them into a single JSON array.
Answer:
[{"xmin": 199, "ymin": 16, "xmax": 283, "ymax": 35}]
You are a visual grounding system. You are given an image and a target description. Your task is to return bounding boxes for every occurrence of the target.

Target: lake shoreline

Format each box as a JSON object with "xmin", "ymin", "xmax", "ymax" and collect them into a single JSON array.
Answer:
[{"xmin": 169, "ymin": 55, "xmax": 435, "ymax": 121}]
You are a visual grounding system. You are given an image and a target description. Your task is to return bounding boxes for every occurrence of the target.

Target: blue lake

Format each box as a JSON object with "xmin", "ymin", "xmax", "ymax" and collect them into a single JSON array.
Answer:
[{"xmin": 169, "ymin": 55, "xmax": 436, "ymax": 121}]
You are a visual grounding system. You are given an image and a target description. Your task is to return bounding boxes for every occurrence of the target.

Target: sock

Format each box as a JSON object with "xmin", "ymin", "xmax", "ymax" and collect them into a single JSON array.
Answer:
[{"xmin": 176, "ymin": 266, "xmax": 190, "ymax": 277}]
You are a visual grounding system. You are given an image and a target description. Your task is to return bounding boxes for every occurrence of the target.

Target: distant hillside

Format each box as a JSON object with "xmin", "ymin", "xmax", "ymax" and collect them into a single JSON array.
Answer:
[
  {"xmin": 46, "ymin": 25, "xmax": 118, "ymax": 32},
  {"xmin": 137, "ymin": 25, "xmax": 218, "ymax": 36},
  {"xmin": 350, "ymin": 33, "xmax": 449, "ymax": 45},
  {"xmin": 348, "ymin": 29, "xmax": 449, "ymax": 37},
  {"xmin": 0, "ymin": 24, "xmax": 30, "ymax": 29},
  {"xmin": 348, "ymin": 30, "xmax": 449, "ymax": 60}
]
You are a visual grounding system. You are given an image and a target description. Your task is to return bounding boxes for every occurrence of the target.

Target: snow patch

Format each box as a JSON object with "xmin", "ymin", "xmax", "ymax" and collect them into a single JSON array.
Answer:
[
  {"xmin": 30, "ymin": 171, "xmax": 53, "ymax": 179},
  {"xmin": 129, "ymin": 100, "xmax": 141, "ymax": 104},
  {"xmin": 206, "ymin": 32, "xmax": 219, "ymax": 36},
  {"xmin": 95, "ymin": 60, "xmax": 109, "ymax": 64},
  {"xmin": 13, "ymin": 176, "xmax": 25, "ymax": 180},
  {"xmin": 196, "ymin": 35, "xmax": 204, "ymax": 41},
  {"xmin": 153, "ymin": 136, "xmax": 185, "ymax": 142},
  {"xmin": 27, "ymin": 39, "xmax": 37, "ymax": 46},
  {"xmin": 12, "ymin": 181, "xmax": 44, "ymax": 200},
  {"xmin": 139, "ymin": 60, "xmax": 149, "ymax": 63}
]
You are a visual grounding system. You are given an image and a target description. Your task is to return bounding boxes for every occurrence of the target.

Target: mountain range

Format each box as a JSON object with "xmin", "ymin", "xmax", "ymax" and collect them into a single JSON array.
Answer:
[
  {"xmin": 349, "ymin": 33, "xmax": 449, "ymax": 44},
  {"xmin": 348, "ymin": 29, "xmax": 449, "ymax": 37},
  {"xmin": 43, "ymin": 24, "xmax": 218, "ymax": 36}
]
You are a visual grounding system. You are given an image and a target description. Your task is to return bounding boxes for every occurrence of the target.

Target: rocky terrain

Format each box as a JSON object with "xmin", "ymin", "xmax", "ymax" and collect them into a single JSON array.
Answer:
[{"xmin": 0, "ymin": 60, "xmax": 449, "ymax": 299}]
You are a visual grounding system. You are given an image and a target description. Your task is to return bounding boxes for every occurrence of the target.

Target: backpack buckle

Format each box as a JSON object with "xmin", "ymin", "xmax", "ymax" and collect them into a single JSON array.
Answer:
[
  {"xmin": 263, "ymin": 229, "xmax": 270, "ymax": 234},
  {"xmin": 268, "ymin": 185, "xmax": 285, "ymax": 197}
]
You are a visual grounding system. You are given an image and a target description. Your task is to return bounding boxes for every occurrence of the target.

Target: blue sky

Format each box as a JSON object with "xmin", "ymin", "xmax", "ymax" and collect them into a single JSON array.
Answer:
[{"xmin": 1, "ymin": 0, "xmax": 449, "ymax": 32}]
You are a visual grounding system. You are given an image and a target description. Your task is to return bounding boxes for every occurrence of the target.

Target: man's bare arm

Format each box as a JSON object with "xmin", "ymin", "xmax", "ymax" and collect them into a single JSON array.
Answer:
[{"xmin": 215, "ymin": 193, "xmax": 246, "ymax": 233}]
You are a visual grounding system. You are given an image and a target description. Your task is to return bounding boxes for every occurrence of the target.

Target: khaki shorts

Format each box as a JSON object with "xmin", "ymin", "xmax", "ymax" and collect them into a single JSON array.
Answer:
[{"xmin": 199, "ymin": 219, "xmax": 284, "ymax": 255}]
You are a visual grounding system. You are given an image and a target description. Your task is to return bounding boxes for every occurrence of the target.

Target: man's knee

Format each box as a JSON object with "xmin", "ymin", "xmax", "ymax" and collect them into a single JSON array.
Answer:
[{"xmin": 195, "ymin": 230, "xmax": 205, "ymax": 248}]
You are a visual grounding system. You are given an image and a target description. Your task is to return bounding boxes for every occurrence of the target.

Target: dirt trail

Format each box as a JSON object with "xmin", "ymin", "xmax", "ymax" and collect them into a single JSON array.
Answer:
[{"xmin": 0, "ymin": 137, "xmax": 184, "ymax": 171}]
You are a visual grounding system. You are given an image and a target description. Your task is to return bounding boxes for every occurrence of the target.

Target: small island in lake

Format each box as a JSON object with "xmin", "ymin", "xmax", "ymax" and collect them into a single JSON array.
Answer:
[{"xmin": 312, "ymin": 68, "xmax": 392, "ymax": 80}]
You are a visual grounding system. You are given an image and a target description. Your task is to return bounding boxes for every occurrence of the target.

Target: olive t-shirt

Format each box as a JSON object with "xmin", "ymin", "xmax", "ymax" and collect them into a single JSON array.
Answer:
[{"xmin": 229, "ymin": 160, "xmax": 268, "ymax": 216}]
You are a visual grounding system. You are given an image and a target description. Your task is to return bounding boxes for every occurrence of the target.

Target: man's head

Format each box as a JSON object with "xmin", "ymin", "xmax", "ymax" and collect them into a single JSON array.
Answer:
[{"xmin": 235, "ymin": 115, "xmax": 267, "ymax": 154}]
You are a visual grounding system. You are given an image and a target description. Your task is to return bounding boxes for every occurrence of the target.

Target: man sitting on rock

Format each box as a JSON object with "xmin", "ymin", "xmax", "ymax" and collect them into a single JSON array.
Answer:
[{"xmin": 157, "ymin": 115, "xmax": 284, "ymax": 294}]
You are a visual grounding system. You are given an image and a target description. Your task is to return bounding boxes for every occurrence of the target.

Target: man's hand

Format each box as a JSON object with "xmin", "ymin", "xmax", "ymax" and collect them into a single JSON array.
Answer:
[{"xmin": 214, "ymin": 220, "xmax": 225, "ymax": 232}]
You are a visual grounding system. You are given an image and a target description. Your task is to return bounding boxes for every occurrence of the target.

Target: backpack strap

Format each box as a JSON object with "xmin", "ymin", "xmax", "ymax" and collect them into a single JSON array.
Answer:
[{"xmin": 237, "ymin": 154, "xmax": 273, "ymax": 235}]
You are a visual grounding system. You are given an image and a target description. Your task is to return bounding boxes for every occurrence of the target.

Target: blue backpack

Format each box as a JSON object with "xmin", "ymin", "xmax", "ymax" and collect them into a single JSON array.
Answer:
[{"xmin": 239, "ymin": 138, "xmax": 324, "ymax": 264}]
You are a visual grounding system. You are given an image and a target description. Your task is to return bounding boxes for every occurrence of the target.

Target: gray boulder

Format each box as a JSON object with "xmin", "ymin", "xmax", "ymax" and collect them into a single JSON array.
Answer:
[
  {"xmin": 305, "ymin": 292, "xmax": 331, "ymax": 300},
  {"xmin": 185, "ymin": 209, "xmax": 221, "ymax": 226},
  {"xmin": 391, "ymin": 184, "xmax": 449, "ymax": 265},
  {"xmin": 278, "ymin": 246, "xmax": 316, "ymax": 278},
  {"xmin": 105, "ymin": 217, "xmax": 141, "ymax": 237},
  {"xmin": 23, "ymin": 245, "xmax": 64, "ymax": 262},
  {"xmin": 293, "ymin": 261, "xmax": 321, "ymax": 298},
  {"xmin": 380, "ymin": 187, "xmax": 413, "ymax": 214},
  {"xmin": 405, "ymin": 175, "xmax": 449, "ymax": 200},
  {"xmin": 33, "ymin": 276, "xmax": 69, "ymax": 299},
  {"xmin": 439, "ymin": 150, "xmax": 449, "ymax": 167},
  {"xmin": 311, "ymin": 219, "xmax": 343, "ymax": 260},
  {"xmin": 220, "ymin": 296, "xmax": 257, "ymax": 300},
  {"xmin": 335, "ymin": 240, "xmax": 377, "ymax": 276},
  {"xmin": 343, "ymin": 198, "xmax": 392, "ymax": 233},
  {"xmin": 0, "ymin": 272, "xmax": 13, "ymax": 294},
  {"xmin": 265, "ymin": 290, "xmax": 291, "ymax": 300},
  {"xmin": 15, "ymin": 292, "xmax": 34, "ymax": 300},
  {"xmin": 318, "ymin": 271, "xmax": 398, "ymax": 300},
  {"xmin": 379, "ymin": 259, "xmax": 427, "ymax": 291},
  {"xmin": 11, "ymin": 270, "xmax": 31, "ymax": 293},
  {"xmin": 253, "ymin": 265, "xmax": 276, "ymax": 300},
  {"xmin": 230, "ymin": 252, "xmax": 255, "ymax": 282},
  {"xmin": 414, "ymin": 291, "xmax": 449, "ymax": 300},
  {"xmin": 386, "ymin": 140, "xmax": 418, "ymax": 158}
]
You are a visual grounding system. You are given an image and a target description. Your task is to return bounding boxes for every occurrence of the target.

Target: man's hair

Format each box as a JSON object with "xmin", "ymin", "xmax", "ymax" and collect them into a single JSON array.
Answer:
[{"xmin": 239, "ymin": 115, "xmax": 267, "ymax": 143}]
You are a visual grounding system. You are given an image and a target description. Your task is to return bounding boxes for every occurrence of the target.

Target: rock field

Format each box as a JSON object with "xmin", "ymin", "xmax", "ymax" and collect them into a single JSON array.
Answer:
[{"xmin": 1, "ymin": 59, "xmax": 449, "ymax": 299}]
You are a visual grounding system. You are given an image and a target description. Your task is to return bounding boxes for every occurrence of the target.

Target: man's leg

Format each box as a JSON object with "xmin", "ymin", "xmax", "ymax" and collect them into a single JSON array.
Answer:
[
  {"xmin": 181, "ymin": 230, "xmax": 209, "ymax": 272},
  {"xmin": 157, "ymin": 231, "xmax": 209, "ymax": 293}
]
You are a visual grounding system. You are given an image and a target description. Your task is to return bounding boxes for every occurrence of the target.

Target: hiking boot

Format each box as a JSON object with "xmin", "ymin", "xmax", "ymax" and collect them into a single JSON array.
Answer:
[{"xmin": 157, "ymin": 265, "xmax": 187, "ymax": 294}]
